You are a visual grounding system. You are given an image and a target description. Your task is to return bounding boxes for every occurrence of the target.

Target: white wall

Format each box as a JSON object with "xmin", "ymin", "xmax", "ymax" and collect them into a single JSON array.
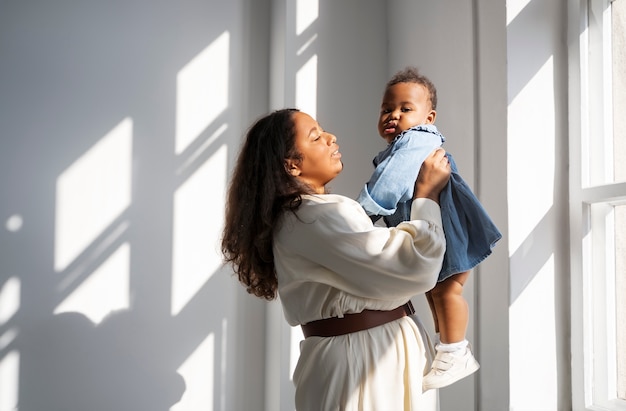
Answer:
[
  {"xmin": 507, "ymin": 0, "xmax": 572, "ymax": 410},
  {"xmin": 0, "ymin": 0, "xmax": 575, "ymax": 410},
  {"xmin": 0, "ymin": 1, "xmax": 268, "ymax": 410},
  {"xmin": 387, "ymin": 1, "xmax": 510, "ymax": 410}
]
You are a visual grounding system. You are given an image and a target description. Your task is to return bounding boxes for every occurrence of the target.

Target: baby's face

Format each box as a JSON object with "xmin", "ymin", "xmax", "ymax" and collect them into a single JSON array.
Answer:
[{"xmin": 378, "ymin": 82, "xmax": 436, "ymax": 143}]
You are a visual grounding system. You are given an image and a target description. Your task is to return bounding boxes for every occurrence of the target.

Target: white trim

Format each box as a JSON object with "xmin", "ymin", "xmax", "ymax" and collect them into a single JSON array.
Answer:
[
  {"xmin": 568, "ymin": 1, "xmax": 587, "ymax": 406},
  {"xmin": 570, "ymin": 0, "xmax": 626, "ymax": 409},
  {"xmin": 581, "ymin": 182, "xmax": 626, "ymax": 203}
]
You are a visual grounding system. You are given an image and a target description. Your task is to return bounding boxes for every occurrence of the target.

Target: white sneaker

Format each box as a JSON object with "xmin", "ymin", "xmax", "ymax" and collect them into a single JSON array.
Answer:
[{"xmin": 422, "ymin": 345, "xmax": 480, "ymax": 391}]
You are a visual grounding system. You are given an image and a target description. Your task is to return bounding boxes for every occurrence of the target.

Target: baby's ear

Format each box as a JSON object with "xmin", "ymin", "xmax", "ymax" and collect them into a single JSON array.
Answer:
[{"xmin": 427, "ymin": 110, "xmax": 437, "ymax": 124}]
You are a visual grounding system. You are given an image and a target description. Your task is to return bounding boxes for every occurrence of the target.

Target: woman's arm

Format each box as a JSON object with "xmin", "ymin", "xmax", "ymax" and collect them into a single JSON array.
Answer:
[
  {"xmin": 274, "ymin": 197, "xmax": 445, "ymax": 299},
  {"xmin": 275, "ymin": 149, "xmax": 451, "ymax": 300}
]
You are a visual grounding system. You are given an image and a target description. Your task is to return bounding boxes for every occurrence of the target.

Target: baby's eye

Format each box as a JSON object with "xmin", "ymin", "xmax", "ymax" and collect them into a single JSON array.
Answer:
[
  {"xmin": 381, "ymin": 108, "xmax": 391, "ymax": 114},
  {"xmin": 401, "ymin": 107, "xmax": 412, "ymax": 112}
]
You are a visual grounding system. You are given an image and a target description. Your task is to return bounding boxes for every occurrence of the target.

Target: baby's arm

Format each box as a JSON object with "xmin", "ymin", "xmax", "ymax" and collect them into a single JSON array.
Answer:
[{"xmin": 357, "ymin": 131, "xmax": 440, "ymax": 217}]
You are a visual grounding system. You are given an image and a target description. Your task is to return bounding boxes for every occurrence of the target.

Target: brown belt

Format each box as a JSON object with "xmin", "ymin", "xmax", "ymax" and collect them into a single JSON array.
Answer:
[{"xmin": 301, "ymin": 301, "xmax": 415, "ymax": 338}]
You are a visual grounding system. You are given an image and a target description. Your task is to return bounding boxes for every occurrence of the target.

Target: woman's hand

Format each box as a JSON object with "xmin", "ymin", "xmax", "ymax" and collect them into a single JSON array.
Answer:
[{"xmin": 413, "ymin": 148, "xmax": 451, "ymax": 203}]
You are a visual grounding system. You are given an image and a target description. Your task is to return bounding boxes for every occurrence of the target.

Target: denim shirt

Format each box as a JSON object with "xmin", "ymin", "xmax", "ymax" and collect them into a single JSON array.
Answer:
[
  {"xmin": 357, "ymin": 124, "xmax": 501, "ymax": 280},
  {"xmin": 357, "ymin": 124, "xmax": 444, "ymax": 217}
]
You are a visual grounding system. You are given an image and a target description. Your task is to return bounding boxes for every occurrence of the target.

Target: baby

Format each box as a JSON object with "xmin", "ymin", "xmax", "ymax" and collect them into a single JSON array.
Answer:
[{"xmin": 357, "ymin": 67, "xmax": 501, "ymax": 391}]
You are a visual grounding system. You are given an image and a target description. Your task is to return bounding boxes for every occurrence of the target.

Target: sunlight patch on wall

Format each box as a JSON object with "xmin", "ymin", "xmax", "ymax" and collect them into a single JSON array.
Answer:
[
  {"xmin": 54, "ymin": 243, "xmax": 130, "ymax": 324},
  {"xmin": 176, "ymin": 31, "xmax": 230, "ymax": 155},
  {"xmin": 296, "ymin": 33, "xmax": 318, "ymax": 56},
  {"xmin": 54, "ymin": 118, "xmax": 132, "ymax": 272},
  {"xmin": 4, "ymin": 215, "xmax": 23, "ymax": 232},
  {"xmin": 289, "ymin": 326, "xmax": 303, "ymax": 380},
  {"xmin": 507, "ymin": 56, "xmax": 555, "ymax": 255},
  {"xmin": 177, "ymin": 124, "xmax": 228, "ymax": 176},
  {"xmin": 506, "ymin": 0, "xmax": 532, "ymax": 26},
  {"xmin": 296, "ymin": 0, "xmax": 318, "ymax": 35},
  {"xmin": 0, "ymin": 277, "xmax": 20, "ymax": 326},
  {"xmin": 220, "ymin": 318, "xmax": 227, "ymax": 411},
  {"xmin": 171, "ymin": 144, "xmax": 227, "ymax": 316},
  {"xmin": 0, "ymin": 350, "xmax": 19, "ymax": 411},
  {"xmin": 296, "ymin": 54, "xmax": 318, "ymax": 119},
  {"xmin": 509, "ymin": 254, "xmax": 557, "ymax": 410},
  {"xmin": 170, "ymin": 332, "xmax": 215, "ymax": 411},
  {"xmin": 0, "ymin": 330, "xmax": 17, "ymax": 353},
  {"xmin": 0, "ymin": 275, "xmax": 20, "ymax": 403}
]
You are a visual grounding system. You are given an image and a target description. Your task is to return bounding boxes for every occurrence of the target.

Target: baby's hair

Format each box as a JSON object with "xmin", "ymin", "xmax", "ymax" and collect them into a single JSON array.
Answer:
[{"xmin": 386, "ymin": 66, "xmax": 438, "ymax": 110}]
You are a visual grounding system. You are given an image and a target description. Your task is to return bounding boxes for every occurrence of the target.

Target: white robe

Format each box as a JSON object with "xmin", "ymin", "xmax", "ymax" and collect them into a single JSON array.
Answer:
[{"xmin": 273, "ymin": 194, "xmax": 445, "ymax": 411}]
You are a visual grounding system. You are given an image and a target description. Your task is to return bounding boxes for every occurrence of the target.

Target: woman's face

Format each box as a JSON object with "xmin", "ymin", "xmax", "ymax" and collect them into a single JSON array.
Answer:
[{"xmin": 287, "ymin": 111, "xmax": 343, "ymax": 194}]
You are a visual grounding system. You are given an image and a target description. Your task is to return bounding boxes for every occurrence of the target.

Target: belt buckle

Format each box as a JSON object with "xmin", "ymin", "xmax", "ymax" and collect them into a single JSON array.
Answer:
[{"xmin": 405, "ymin": 300, "xmax": 416, "ymax": 315}]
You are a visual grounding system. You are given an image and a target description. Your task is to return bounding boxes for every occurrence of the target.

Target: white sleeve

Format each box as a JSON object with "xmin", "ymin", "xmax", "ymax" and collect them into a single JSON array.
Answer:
[{"xmin": 274, "ymin": 197, "xmax": 445, "ymax": 299}]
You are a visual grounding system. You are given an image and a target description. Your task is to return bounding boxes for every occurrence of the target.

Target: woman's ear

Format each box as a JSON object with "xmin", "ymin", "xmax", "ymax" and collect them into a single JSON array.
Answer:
[{"xmin": 285, "ymin": 159, "xmax": 301, "ymax": 176}]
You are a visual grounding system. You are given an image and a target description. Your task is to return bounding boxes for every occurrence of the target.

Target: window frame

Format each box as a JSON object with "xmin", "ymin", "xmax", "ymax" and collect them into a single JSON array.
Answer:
[{"xmin": 570, "ymin": 0, "xmax": 626, "ymax": 409}]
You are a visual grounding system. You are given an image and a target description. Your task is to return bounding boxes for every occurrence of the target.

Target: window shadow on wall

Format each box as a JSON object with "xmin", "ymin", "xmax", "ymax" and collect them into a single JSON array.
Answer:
[
  {"xmin": 506, "ymin": 0, "xmax": 574, "ymax": 409},
  {"xmin": 0, "ymin": 1, "xmax": 249, "ymax": 410}
]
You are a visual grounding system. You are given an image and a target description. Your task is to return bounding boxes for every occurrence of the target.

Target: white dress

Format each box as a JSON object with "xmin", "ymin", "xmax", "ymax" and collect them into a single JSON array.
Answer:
[{"xmin": 273, "ymin": 194, "xmax": 445, "ymax": 411}]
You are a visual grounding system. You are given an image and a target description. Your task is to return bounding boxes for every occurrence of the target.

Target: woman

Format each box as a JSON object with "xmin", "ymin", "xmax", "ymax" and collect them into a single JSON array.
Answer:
[{"xmin": 222, "ymin": 108, "xmax": 450, "ymax": 410}]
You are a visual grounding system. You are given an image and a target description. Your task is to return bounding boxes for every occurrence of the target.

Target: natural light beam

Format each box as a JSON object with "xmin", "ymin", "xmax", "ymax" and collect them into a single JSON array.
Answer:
[
  {"xmin": 54, "ymin": 243, "xmax": 130, "ymax": 324},
  {"xmin": 176, "ymin": 124, "xmax": 228, "ymax": 176},
  {"xmin": 0, "ymin": 350, "xmax": 19, "ymax": 411},
  {"xmin": 220, "ymin": 318, "xmax": 227, "ymax": 411},
  {"xmin": 291, "ymin": 25, "xmax": 320, "ymax": 383},
  {"xmin": 171, "ymin": 144, "xmax": 228, "ymax": 316},
  {"xmin": 176, "ymin": 31, "xmax": 230, "ymax": 155},
  {"xmin": 4, "ymin": 214, "xmax": 23, "ymax": 232},
  {"xmin": 510, "ymin": 255, "xmax": 557, "ymax": 409},
  {"xmin": 170, "ymin": 332, "xmax": 215, "ymax": 411},
  {"xmin": 54, "ymin": 118, "xmax": 132, "ymax": 272},
  {"xmin": 296, "ymin": 55, "xmax": 318, "ymax": 119},
  {"xmin": 290, "ymin": 326, "xmax": 303, "ymax": 380},
  {"xmin": 0, "ymin": 277, "xmax": 20, "ymax": 326},
  {"xmin": 508, "ymin": 56, "xmax": 555, "ymax": 254},
  {"xmin": 0, "ymin": 329, "xmax": 17, "ymax": 352},
  {"xmin": 507, "ymin": 0, "xmax": 532, "ymax": 26},
  {"xmin": 296, "ymin": 33, "xmax": 318, "ymax": 56},
  {"xmin": 296, "ymin": 0, "xmax": 318, "ymax": 35}
]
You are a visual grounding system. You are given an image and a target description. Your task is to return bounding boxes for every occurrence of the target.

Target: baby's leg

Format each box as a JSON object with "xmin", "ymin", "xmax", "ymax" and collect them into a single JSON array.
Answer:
[
  {"xmin": 425, "ymin": 291, "xmax": 439, "ymax": 334},
  {"xmin": 423, "ymin": 270, "xmax": 479, "ymax": 391},
  {"xmin": 429, "ymin": 271, "xmax": 470, "ymax": 343}
]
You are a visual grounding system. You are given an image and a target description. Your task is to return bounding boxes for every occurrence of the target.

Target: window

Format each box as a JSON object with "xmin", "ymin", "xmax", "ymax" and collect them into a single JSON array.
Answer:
[
  {"xmin": 610, "ymin": 0, "xmax": 625, "ymax": 399},
  {"xmin": 570, "ymin": 0, "xmax": 626, "ymax": 409}
]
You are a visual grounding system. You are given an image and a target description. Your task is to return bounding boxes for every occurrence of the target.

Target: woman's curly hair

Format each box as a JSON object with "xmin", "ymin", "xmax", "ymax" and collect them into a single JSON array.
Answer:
[{"xmin": 221, "ymin": 108, "xmax": 312, "ymax": 300}]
